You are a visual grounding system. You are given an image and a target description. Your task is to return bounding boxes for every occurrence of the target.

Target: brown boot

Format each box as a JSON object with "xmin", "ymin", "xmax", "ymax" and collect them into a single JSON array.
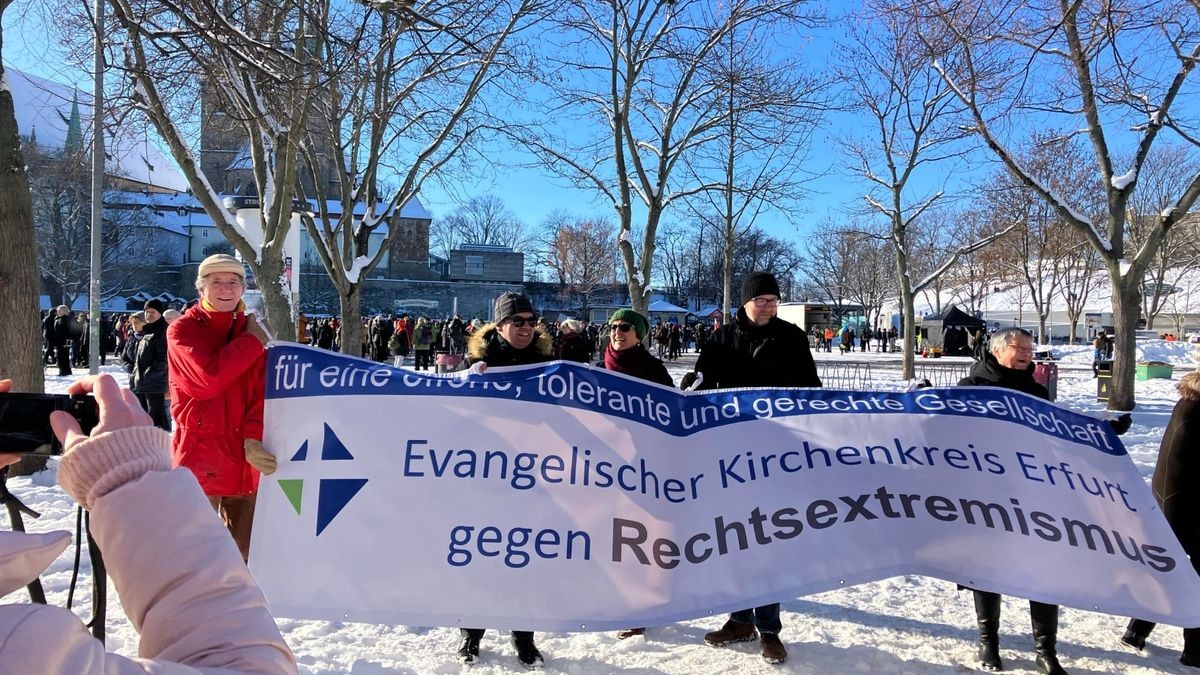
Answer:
[
  {"xmin": 704, "ymin": 619, "xmax": 758, "ymax": 646},
  {"xmin": 616, "ymin": 627, "xmax": 645, "ymax": 640},
  {"xmin": 760, "ymin": 633, "xmax": 787, "ymax": 664}
]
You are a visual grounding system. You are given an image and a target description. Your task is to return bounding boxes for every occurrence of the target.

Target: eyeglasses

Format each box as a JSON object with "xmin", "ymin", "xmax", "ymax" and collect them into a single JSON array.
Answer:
[
  {"xmin": 1006, "ymin": 344, "xmax": 1034, "ymax": 354},
  {"xmin": 506, "ymin": 316, "xmax": 537, "ymax": 328},
  {"xmin": 611, "ymin": 323, "xmax": 634, "ymax": 333},
  {"xmin": 752, "ymin": 297, "xmax": 780, "ymax": 308}
]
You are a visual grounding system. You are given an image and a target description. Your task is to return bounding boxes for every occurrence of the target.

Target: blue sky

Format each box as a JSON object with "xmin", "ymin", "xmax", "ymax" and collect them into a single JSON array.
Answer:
[
  {"xmin": 4, "ymin": 0, "xmax": 1035, "ymax": 251},
  {"xmin": 2, "ymin": 1, "xmax": 884, "ymax": 241}
]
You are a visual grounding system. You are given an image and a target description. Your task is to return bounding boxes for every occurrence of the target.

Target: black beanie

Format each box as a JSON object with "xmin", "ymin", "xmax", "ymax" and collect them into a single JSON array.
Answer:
[
  {"xmin": 741, "ymin": 271, "xmax": 781, "ymax": 303},
  {"xmin": 493, "ymin": 292, "xmax": 535, "ymax": 323},
  {"xmin": 144, "ymin": 298, "xmax": 166, "ymax": 314}
]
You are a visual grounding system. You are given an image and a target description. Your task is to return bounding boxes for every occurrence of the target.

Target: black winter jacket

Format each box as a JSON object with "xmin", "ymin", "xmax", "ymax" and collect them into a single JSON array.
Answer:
[
  {"xmin": 597, "ymin": 344, "xmax": 674, "ymax": 388},
  {"xmin": 50, "ymin": 315, "xmax": 74, "ymax": 348},
  {"xmin": 692, "ymin": 308, "xmax": 820, "ymax": 389},
  {"xmin": 132, "ymin": 318, "xmax": 170, "ymax": 394},
  {"xmin": 1151, "ymin": 372, "xmax": 1200, "ymax": 565},
  {"xmin": 557, "ymin": 333, "xmax": 593, "ymax": 364},
  {"xmin": 957, "ymin": 352, "xmax": 1048, "ymax": 400}
]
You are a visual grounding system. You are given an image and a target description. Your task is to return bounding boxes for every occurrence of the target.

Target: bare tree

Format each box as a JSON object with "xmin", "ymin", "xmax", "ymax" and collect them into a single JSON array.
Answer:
[
  {"xmin": 799, "ymin": 224, "xmax": 896, "ymax": 326},
  {"xmin": 1060, "ymin": 240, "xmax": 1105, "ymax": 343},
  {"xmin": 0, "ymin": 0, "xmax": 43, "ymax": 392},
  {"xmin": 522, "ymin": 0, "xmax": 822, "ymax": 316},
  {"xmin": 1128, "ymin": 145, "xmax": 1200, "ymax": 327},
  {"xmin": 278, "ymin": 1, "xmax": 547, "ymax": 353},
  {"xmin": 27, "ymin": 140, "xmax": 157, "ymax": 307},
  {"xmin": 430, "ymin": 195, "xmax": 530, "ymax": 261},
  {"xmin": 543, "ymin": 215, "xmax": 617, "ymax": 316},
  {"xmin": 105, "ymin": 0, "xmax": 320, "ymax": 339},
  {"xmin": 683, "ymin": 9, "xmax": 829, "ymax": 322},
  {"xmin": 652, "ymin": 221, "xmax": 696, "ymax": 299},
  {"xmin": 982, "ymin": 132, "xmax": 1102, "ymax": 342},
  {"xmin": 936, "ymin": 209, "xmax": 1007, "ymax": 317},
  {"xmin": 918, "ymin": 0, "xmax": 1200, "ymax": 410},
  {"xmin": 839, "ymin": 6, "xmax": 1011, "ymax": 378}
]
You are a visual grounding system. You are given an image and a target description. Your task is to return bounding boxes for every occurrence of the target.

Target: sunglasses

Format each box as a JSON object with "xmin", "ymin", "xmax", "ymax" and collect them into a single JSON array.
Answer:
[
  {"xmin": 611, "ymin": 323, "xmax": 634, "ymax": 333},
  {"xmin": 506, "ymin": 316, "xmax": 537, "ymax": 328}
]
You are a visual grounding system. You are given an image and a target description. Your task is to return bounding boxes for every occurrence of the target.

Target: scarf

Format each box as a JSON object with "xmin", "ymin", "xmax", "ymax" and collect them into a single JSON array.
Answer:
[{"xmin": 603, "ymin": 343, "xmax": 653, "ymax": 377}]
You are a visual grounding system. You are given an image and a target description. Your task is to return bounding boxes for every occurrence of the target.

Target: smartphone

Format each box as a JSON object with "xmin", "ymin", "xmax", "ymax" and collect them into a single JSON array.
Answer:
[{"xmin": 0, "ymin": 393, "xmax": 100, "ymax": 456}]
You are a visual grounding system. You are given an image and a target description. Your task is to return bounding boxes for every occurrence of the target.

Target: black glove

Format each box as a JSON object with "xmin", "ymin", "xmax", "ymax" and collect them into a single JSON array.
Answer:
[
  {"xmin": 679, "ymin": 372, "xmax": 697, "ymax": 391},
  {"xmin": 1108, "ymin": 413, "xmax": 1133, "ymax": 435}
]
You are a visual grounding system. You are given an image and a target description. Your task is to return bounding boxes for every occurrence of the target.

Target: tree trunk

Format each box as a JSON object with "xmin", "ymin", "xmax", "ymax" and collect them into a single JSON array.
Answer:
[
  {"xmin": 338, "ymin": 284, "xmax": 364, "ymax": 357},
  {"xmin": 0, "ymin": 71, "xmax": 43, "ymax": 392},
  {"xmin": 0, "ymin": 21, "xmax": 49, "ymax": 475},
  {"xmin": 722, "ymin": 232, "xmax": 733, "ymax": 325},
  {"xmin": 1108, "ymin": 273, "xmax": 1141, "ymax": 412},
  {"xmin": 896, "ymin": 248, "xmax": 916, "ymax": 380},
  {"xmin": 256, "ymin": 249, "xmax": 296, "ymax": 341}
]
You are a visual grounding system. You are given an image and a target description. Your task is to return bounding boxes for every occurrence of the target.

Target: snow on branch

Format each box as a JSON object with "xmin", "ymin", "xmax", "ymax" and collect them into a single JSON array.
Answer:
[{"xmin": 912, "ymin": 221, "xmax": 1019, "ymax": 293}]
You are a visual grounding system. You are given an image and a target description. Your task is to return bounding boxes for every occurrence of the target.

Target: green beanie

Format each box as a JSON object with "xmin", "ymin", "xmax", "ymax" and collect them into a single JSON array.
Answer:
[{"xmin": 610, "ymin": 308, "xmax": 649, "ymax": 340}]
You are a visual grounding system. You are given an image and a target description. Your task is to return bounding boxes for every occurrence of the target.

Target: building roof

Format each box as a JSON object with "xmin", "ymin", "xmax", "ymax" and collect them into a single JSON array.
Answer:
[
  {"xmin": 647, "ymin": 299, "xmax": 689, "ymax": 313},
  {"xmin": 8, "ymin": 67, "xmax": 188, "ymax": 192},
  {"xmin": 457, "ymin": 243, "xmax": 515, "ymax": 253}
]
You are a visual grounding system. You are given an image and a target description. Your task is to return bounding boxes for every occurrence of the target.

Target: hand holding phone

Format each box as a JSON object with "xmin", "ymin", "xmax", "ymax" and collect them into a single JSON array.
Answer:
[
  {"xmin": 50, "ymin": 375, "xmax": 152, "ymax": 453},
  {"xmin": 0, "ymin": 388, "xmax": 98, "ymax": 456}
]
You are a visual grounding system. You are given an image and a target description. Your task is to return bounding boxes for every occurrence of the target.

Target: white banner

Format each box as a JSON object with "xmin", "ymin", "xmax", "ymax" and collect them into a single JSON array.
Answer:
[{"xmin": 252, "ymin": 344, "xmax": 1200, "ymax": 630}]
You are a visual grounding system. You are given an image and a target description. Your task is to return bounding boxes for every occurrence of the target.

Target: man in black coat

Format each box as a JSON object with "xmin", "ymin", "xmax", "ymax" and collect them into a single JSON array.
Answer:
[
  {"xmin": 457, "ymin": 291, "xmax": 550, "ymax": 669},
  {"xmin": 958, "ymin": 327, "xmax": 1064, "ymax": 674},
  {"xmin": 689, "ymin": 271, "xmax": 821, "ymax": 666},
  {"xmin": 49, "ymin": 305, "xmax": 75, "ymax": 376},
  {"xmin": 131, "ymin": 299, "xmax": 171, "ymax": 430},
  {"xmin": 1121, "ymin": 370, "xmax": 1200, "ymax": 668}
]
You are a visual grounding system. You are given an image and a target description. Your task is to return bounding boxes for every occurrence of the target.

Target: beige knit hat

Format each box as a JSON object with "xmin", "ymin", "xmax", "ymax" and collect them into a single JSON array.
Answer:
[{"xmin": 197, "ymin": 253, "xmax": 245, "ymax": 279}]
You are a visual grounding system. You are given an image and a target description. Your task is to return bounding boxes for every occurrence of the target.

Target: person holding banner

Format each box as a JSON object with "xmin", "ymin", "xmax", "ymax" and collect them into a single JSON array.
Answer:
[
  {"xmin": 958, "ymin": 327, "xmax": 1067, "ymax": 674},
  {"xmin": 0, "ymin": 374, "xmax": 297, "ymax": 674},
  {"xmin": 1121, "ymin": 369, "xmax": 1200, "ymax": 668},
  {"xmin": 458, "ymin": 291, "xmax": 551, "ymax": 667},
  {"xmin": 685, "ymin": 271, "xmax": 821, "ymax": 666},
  {"xmin": 596, "ymin": 308, "xmax": 675, "ymax": 641},
  {"xmin": 168, "ymin": 253, "xmax": 277, "ymax": 563}
]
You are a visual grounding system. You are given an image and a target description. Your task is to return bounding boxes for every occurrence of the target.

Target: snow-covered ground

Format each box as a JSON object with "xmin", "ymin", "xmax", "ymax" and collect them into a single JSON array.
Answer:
[{"xmin": 5, "ymin": 348, "xmax": 1199, "ymax": 674}]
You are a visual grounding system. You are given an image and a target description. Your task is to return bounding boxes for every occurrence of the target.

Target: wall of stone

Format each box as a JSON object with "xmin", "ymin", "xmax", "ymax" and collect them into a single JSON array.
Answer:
[{"xmin": 299, "ymin": 273, "xmax": 524, "ymax": 320}]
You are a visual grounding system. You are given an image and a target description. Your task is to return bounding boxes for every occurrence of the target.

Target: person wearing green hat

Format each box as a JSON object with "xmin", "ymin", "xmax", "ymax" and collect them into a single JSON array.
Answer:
[
  {"xmin": 601, "ymin": 308, "xmax": 673, "ymax": 642},
  {"xmin": 599, "ymin": 309, "xmax": 672, "ymax": 388}
]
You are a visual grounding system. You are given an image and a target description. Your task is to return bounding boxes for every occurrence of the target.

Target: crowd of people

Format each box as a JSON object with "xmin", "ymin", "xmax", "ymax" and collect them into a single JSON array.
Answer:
[{"xmin": 7, "ymin": 260, "xmax": 1197, "ymax": 673}]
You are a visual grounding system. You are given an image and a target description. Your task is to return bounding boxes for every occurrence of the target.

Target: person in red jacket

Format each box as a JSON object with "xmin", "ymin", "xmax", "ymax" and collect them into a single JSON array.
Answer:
[{"xmin": 167, "ymin": 253, "xmax": 275, "ymax": 562}]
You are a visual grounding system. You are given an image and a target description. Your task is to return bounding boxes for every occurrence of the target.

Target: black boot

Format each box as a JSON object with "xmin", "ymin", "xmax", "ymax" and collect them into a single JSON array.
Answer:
[
  {"xmin": 512, "ymin": 632, "xmax": 543, "ymax": 669},
  {"xmin": 1121, "ymin": 618, "xmax": 1154, "ymax": 652},
  {"xmin": 457, "ymin": 630, "xmax": 482, "ymax": 665},
  {"xmin": 1180, "ymin": 627, "xmax": 1200, "ymax": 668},
  {"xmin": 1031, "ymin": 602, "xmax": 1066, "ymax": 675},
  {"xmin": 974, "ymin": 591, "xmax": 1003, "ymax": 671}
]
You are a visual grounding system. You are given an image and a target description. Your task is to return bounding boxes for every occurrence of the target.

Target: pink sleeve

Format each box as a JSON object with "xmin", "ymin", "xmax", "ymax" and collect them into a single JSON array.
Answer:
[{"xmin": 90, "ymin": 469, "xmax": 296, "ymax": 673}]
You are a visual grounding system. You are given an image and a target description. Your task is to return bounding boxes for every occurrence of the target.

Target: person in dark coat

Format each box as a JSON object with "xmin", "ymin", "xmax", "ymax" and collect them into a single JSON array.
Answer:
[
  {"xmin": 602, "ymin": 308, "xmax": 673, "ymax": 642},
  {"xmin": 121, "ymin": 312, "xmax": 146, "ymax": 387},
  {"xmin": 958, "ymin": 326, "xmax": 1065, "ymax": 674},
  {"xmin": 457, "ymin": 291, "xmax": 550, "ymax": 669},
  {"xmin": 597, "ymin": 309, "xmax": 673, "ymax": 388},
  {"xmin": 50, "ymin": 305, "xmax": 74, "ymax": 376},
  {"xmin": 555, "ymin": 319, "xmax": 593, "ymax": 364},
  {"xmin": 688, "ymin": 271, "xmax": 821, "ymax": 666},
  {"xmin": 1121, "ymin": 370, "xmax": 1200, "ymax": 668},
  {"xmin": 132, "ymin": 299, "xmax": 171, "ymax": 430}
]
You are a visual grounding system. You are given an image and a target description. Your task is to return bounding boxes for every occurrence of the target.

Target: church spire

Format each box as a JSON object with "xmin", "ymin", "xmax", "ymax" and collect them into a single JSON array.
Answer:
[{"xmin": 65, "ymin": 91, "xmax": 83, "ymax": 153}]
